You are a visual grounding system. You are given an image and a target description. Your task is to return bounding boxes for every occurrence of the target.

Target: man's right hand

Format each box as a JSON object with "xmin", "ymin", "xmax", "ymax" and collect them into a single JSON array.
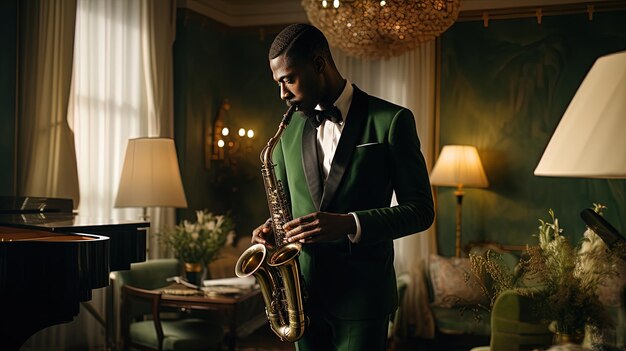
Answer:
[{"xmin": 252, "ymin": 218, "xmax": 275, "ymax": 248}]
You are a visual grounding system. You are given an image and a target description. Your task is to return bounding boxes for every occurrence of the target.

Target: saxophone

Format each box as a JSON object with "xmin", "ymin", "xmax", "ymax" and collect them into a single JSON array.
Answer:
[{"xmin": 235, "ymin": 104, "xmax": 306, "ymax": 342}]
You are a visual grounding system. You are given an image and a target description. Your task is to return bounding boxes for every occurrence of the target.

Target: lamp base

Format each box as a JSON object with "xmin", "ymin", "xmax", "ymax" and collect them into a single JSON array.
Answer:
[{"xmin": 454, "ymin": 189, "xmax": 464, "ymax": 258}]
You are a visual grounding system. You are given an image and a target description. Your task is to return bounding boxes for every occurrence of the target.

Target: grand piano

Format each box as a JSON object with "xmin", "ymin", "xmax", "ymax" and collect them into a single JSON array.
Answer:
[{"xmin": 0, "ymin": 196, "xmax": 147, "ymax": 350}]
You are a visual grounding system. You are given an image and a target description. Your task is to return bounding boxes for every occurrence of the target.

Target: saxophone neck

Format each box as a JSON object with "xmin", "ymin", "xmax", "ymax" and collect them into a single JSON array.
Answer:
[
  {"xmin": 261, "ymin": 104, "xmax": 298, "ymax": 165},
  {"xmin": 281, "ymin": 104, "xmax": 298, "ymax": 125}
]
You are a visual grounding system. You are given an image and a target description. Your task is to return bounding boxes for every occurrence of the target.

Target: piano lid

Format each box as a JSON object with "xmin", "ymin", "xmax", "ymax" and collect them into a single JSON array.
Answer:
[
  {"xmin": 0, "ymin": 226, "xmax": 102, "ymax": 242},
  {"xmin": 0, "ymin": 212, "xmax": 149, "ymax": 231},
  {"xmin": 0, "ymin": 196, "xmax": 148, "ymax": 272}
]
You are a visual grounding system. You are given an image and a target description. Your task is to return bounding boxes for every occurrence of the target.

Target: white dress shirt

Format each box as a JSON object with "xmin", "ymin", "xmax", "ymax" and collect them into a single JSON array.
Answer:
[{"xmin": 315, "ymin": 80, "xmax": 362, "ymax": 243}]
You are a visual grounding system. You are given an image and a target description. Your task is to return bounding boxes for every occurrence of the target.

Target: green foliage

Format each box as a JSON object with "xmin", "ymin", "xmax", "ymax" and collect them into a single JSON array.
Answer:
[
  {"xmin": 158, "ymin": 210, "xmax": 235, "ymax": 266},
  {"xmin": 466, "ymin": 250, "xmax": 521, "ymax": 309},
  {"xmin": 468, "ymin": 204, "xmax": 624, "ymax": 334}
]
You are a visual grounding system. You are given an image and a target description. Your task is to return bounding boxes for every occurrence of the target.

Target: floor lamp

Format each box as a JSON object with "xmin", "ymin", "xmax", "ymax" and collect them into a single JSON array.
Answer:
[
  {"xmin": 115, "ymin": 137, "xmax": 188, "ymax": 254},
  {"xmin": 430, "ymin": 145, "xmax": 489, "ymax": 257},
  {"xmin": 535, "ymin": 51, "xmax": 626, "ymax": 246}
]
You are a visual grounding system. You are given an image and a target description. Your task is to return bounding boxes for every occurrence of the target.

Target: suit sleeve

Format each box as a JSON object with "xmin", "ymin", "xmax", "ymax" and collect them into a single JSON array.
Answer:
[{"xmin": 354, "ymin": 108, "xmax": 434, "ymax": 244}]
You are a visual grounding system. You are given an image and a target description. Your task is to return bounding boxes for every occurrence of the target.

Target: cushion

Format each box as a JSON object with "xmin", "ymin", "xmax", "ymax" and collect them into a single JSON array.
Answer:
[
  {"xmin": 430, "ymin": 305, "xmax": 491, "ymax": 335},
  {"xmin": 130, "ymin": 318, "xmax": 223, "ymax": 351},
  {"xmin": 429, "ymin": 254, "xmax": 488, "ymax": 308}
]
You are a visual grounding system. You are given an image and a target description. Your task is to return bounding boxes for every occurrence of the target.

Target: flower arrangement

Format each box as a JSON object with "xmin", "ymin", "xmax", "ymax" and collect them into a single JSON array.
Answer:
[
  {"xmin": 466, "ymin": 204, "xmax": 624, "ymax": 340},
  {"xmin": 158, "ymin": 210, "xmax": 235, "ymax": 266},
  {"xmin": 522, "ymin": 205, "xmax": 619, "ymax": 336}
]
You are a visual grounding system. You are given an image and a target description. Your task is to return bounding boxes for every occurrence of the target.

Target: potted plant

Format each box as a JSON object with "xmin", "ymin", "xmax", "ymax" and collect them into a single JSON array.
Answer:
[
  {"xmin": 159, "ymin": 210, "xmax": 235, "ymax": 285},
  {"xmin": 467, "ymin": 204, "xmax": 625, "ymax": 346}
]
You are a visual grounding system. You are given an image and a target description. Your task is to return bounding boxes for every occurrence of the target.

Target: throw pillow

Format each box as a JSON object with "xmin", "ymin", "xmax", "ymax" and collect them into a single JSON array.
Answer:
[{"xmin": 429, "ymin": 254, "xmax": 488, "ymax": 308}]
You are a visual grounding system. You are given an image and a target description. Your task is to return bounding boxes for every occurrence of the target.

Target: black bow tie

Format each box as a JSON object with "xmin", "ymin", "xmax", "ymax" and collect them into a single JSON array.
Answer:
[{"xmin": 310, "ymin": 106, "xmax": 342, "ymax": 128}]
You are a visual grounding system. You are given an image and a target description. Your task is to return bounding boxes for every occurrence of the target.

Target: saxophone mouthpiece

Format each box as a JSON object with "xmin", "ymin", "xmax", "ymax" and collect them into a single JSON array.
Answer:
[{"xmin": 282, "ymin": 104, "xmax": 298, "ymax": 125}]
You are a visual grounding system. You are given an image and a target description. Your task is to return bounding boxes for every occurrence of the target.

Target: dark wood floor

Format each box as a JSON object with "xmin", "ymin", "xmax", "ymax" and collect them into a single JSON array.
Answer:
[{"xmin": 231, "ymin": 326, "xmax": 486, "ymax": 351}]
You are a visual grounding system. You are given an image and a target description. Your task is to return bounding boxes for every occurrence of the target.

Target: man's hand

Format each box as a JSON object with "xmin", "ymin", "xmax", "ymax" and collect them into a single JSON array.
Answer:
[
  {"xmin": 252, "ymin": 218, "xmax": 275, "ymax": 248},
  {"xmin": 283, "ymin": 212, "xmax": 356, "ymax": 244}
]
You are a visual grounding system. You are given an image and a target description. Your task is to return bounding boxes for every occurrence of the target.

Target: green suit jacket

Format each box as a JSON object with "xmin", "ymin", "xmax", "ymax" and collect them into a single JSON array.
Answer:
[{"xmin": 272, "ymin": 85, "xmax": 434, "ymax": 320}]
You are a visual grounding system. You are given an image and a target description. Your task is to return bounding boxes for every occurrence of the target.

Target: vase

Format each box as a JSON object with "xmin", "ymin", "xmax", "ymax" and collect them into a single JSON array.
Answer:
[{"xmin": 184, "ymin": 262, "xmax": 204, "ymax": 287}]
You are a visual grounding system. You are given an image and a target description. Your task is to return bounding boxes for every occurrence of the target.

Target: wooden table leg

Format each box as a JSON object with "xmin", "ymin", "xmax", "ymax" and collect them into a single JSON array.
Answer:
[{"xmin": 226, "ymin": 323, "xmax": 237, "ymax": 351}]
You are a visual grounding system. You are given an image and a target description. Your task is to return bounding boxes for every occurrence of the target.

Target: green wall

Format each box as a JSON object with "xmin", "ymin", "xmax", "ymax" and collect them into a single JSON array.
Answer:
[
  {"xmin": 0, "ymin": 0, "xmax": 17, "ymax": 196},
  {"xmin": 438, "ymin": 10, "xmax": 626, "ymax": 257},
  {"xmin": 173, "ymin": 11, "xmax": 286, "ymax": 240}
]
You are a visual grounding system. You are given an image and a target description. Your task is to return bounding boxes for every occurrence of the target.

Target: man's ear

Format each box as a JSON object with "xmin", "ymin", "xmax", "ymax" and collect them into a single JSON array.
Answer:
[{"xmin": 313, "ymin": 55, "xmax": 326, "ymax": 74}]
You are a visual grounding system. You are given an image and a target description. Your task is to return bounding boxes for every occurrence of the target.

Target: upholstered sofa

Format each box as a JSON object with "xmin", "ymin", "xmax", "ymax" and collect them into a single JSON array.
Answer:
[{"xmin": 424, "ymin": 244, "xmax": 521, "ymax": 348}]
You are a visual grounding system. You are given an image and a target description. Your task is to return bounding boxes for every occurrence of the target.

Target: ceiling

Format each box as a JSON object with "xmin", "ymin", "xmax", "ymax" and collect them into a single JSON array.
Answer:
[{"xmin": 177, "ymin": 0, "xmax": 609, "ymax": 27}]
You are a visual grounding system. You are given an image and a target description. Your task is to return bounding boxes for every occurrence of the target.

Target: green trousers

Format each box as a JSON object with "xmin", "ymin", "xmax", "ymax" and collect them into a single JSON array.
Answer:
[{"xmin": 295, "ymin": 307, "xmax": 389, "ymax": 351}]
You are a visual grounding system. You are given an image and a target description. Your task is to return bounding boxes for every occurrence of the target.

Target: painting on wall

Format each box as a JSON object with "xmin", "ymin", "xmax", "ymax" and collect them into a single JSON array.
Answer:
[{"xmin": 437, "ymin": 9, "xmax": 626, "ymax": 256}]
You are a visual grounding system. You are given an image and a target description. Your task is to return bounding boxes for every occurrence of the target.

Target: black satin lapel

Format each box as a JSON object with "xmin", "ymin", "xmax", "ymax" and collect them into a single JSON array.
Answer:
[
  {"xmin": 302, "ymin": 122, "xmax": 323, "ymax": 210},
  {"xmin": 321, "ymin": 86, "xmax": 369, "ymax": 210}
]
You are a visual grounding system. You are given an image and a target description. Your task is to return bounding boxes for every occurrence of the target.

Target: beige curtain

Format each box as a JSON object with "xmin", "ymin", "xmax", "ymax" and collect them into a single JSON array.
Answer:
[
  {"xmin": 21, "ymin": 1, "xmax": 178, "ymax": 350},
  {"xmin": 139, "ymin": 0, "xmax": 178, "ymax": 255},
  {"xmin": 17, "ymin": 0, "xmax": 80, "ymax": 206},
  {"xmin": 68, "ymin": 0, "xmax": 177, "ymax": 256},
  {"xmin": 333, "ymin": 44, "xmax": 438, "ymax": 338},
  {"xmin": 141, "ymin": 0, "xmax": 177, "ymax": 138}
]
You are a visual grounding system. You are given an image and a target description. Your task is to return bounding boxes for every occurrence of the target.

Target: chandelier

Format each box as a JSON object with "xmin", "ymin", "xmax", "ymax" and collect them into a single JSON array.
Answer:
[{"xmin": 301, "ymin": 0, "xmax": 460, "ymax": 58}]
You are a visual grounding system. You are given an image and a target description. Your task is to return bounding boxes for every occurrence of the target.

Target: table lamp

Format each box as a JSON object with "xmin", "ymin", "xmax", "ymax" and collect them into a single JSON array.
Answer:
[
  {"xmin": 430, "ymin": 145, "xmax": 489, "ymax": 257},
  {"xmin": 535, "ymin": 51, "xmax": 626, "ymax": 246},
  {"xmin": 115, "ymin": 137, "xmax": 188, "ymax": 220}
]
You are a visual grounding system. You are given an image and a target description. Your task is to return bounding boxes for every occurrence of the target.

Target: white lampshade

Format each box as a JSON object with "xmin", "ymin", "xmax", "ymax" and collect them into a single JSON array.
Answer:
[
  {"xmin": 430, "ymin": 145, "xmax": 489, "ymax": 188},
  {"xmin": 115, "ymin": 137, "xmax": 188, "ymax": 208},
  {"xmin": 535, "ymin": 51, "xmax": 626, "ymax": 178}
]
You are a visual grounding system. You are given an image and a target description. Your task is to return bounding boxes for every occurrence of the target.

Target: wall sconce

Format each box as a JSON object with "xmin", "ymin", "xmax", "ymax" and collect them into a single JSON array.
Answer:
[{"xmin": 206, "ymin": 100, "xmax": 255, "ymax": 170}]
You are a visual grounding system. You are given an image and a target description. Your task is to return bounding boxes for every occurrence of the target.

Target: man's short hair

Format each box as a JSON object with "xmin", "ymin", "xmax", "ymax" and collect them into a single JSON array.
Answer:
[{"xmin": 269, "ymin": 24, "xmax": 331, "ymax": 62}]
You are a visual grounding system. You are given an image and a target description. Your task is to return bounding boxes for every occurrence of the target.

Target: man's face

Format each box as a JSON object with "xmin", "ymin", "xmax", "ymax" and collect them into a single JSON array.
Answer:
[{"xmin": 270, "ymin": 54, "xmax": 323, "ymax": 116}]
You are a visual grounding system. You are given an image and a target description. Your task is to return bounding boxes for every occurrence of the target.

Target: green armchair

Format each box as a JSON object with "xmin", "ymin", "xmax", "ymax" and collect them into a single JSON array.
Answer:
[
  {"xmin": 470, "ymin": 290, "xmax": 552, "ymax": 351},
  {"xmin": 109, "ymin": 259, "xmax": 223, "ymax": 351},
  {"xmin": 121, "ymin": 284, "xmax": 223, "ymax": 351},
  {"xmin": 113, "ymin": 259, "xmax": 182, "ymax": 290}
]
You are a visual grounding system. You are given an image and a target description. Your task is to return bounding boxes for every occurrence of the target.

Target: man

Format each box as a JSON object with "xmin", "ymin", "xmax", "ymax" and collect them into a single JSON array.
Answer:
[{"xmin": 252, "ymin": 23, "xmax": 434, "ymax": 351}]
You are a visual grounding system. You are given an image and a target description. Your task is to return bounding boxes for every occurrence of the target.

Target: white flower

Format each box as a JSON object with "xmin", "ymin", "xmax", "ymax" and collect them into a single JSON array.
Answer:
[
  {"xmin": 205, "ymin": 220, "xmax": 215, "ymax": 231},
  {"xmin": 226, "ymin": 230, "xmax": 236, "ymax": 246},
  {"xmin": 196, "ymin": 210, "xmax": 205, "ymax": 224},
  {"xmin": 183, "ymin": 220, "xmax": 194, "ymax": 233},
  {"xmin": 161, "ymin": 209, "xmax": 234, "ymax": 265}
]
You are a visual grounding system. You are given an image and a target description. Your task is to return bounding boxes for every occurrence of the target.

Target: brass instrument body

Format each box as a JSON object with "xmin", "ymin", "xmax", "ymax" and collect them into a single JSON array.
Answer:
[{"xmin": 235, "ymin": 104, "xmax": 306, "ymax": 342}]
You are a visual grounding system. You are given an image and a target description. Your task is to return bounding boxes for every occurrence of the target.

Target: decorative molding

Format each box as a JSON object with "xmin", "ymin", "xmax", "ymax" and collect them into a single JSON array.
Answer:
[
  {"xmin": 177, "ymin": 0, "xmax": 308, "ymax": 27},
  {"xmin": 459, "ymin": 0, "xmax": 607, "ymax": 12},
  {"xmin": 178, "ymin": 0, "xmax": 623, "ymax": 27},
  {"xmin": 459, "ymin": 0, "xmax": 626, "ymax": 23}
]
